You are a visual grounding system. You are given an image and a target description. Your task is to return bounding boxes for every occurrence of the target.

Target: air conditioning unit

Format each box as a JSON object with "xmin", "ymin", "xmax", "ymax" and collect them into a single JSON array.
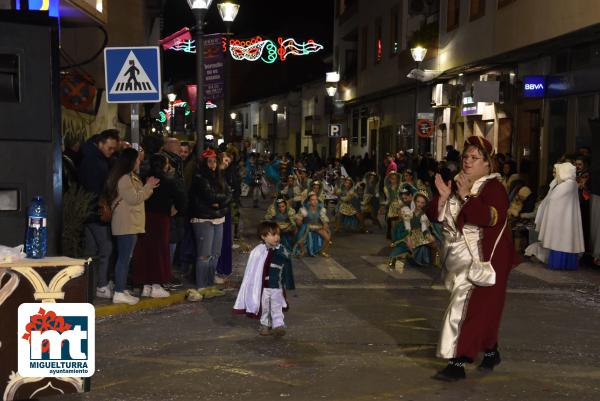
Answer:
[{"xmin": 431, "ymin": 83, "xmax": 453, "ymax": 108}]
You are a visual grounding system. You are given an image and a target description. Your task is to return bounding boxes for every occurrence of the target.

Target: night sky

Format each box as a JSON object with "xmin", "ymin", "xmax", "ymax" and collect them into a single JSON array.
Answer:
[{"xmin": 162, "ymin": 0, "xmax": 334, "ymax": 104}]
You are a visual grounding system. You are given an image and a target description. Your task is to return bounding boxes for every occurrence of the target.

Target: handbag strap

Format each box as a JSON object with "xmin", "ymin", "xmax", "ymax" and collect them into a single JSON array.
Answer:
[{"xmin": 461, "ymin": 218, "xmax": 507, "ymax": 262}]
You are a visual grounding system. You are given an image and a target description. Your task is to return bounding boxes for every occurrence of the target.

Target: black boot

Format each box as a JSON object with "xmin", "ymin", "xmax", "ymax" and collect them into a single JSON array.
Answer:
[
  {"xmin": 432, "ymin": 358, "xmax": 467, "ymax": 382},
  {"xmin": 478, "ymin": 348, "xmax": 501, "ymax": 372}
]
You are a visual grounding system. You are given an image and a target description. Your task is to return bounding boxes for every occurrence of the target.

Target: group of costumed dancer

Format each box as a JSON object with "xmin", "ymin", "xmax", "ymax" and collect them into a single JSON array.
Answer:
[{"xmin": 261, "ymin": 165, "xmax": 442, "ymax": 271}]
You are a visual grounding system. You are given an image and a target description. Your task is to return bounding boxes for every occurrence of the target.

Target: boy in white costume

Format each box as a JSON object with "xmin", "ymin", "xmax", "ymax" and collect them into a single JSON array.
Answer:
[{"xmin": 233, "ymin": 221, "xmax": 295, "ymax": 336}]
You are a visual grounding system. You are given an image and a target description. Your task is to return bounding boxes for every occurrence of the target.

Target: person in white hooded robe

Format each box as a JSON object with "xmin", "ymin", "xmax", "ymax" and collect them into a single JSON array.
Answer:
[{"xmin": 525, "ymin": 162, "xmax": 584, "ymax": 270}]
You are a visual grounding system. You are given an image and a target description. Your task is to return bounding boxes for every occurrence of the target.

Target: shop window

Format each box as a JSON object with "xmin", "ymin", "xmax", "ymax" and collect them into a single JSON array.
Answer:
[
  {"xmin": 361, "ymin": 26, "xmax": 368, "ymax": 71},
  {"xmin": 389, "ymin": 5, "xmax": 401, "ymax": 57},
  {"xmin": 447, "ymin": 0, "xmax": 460, "ymax": 31},
  {"xmin": 374, "ymin": 17, "xmax": 383, "ymax": 64},
  {"xmin": 470, "ymin": 0, "xmax": 485, "ymax": 20}
]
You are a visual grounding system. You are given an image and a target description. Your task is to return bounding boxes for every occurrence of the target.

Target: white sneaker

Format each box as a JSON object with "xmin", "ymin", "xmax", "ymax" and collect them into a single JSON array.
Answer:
[
  {"xmin": 113, "ymin": 291, "xmax": 139, "ymax": 305},
  {"xmin": 150, "ymin": 284, "xmax": 170, "ymax": 298},
  {"xmin": 214, "ymin": 275, "xmax": 226, "ymax": 284},
  {"xmin": 96, "ymin": 285, "xmax": 113, "ymax": 299},
  {"xmin": 141, "ymin": 285, "xmax": 152, "ymax": 297}
]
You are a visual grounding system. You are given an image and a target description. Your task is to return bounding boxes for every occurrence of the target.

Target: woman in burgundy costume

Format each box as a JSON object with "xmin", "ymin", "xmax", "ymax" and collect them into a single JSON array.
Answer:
[{"xmin": 427, "ymin": 136, "xmax": 516, "ymax": 381}]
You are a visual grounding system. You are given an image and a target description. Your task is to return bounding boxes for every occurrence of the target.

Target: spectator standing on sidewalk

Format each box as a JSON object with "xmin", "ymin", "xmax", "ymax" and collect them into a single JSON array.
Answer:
[
  {"xmin": 216, "ymin": 151, "xmax": 234, "ymax": 283},
  {"xmin": 78, "ymin": 129, "xmax": 119, "ymax": 299},
  {"xmin": 105, "ymin": 148, "xmax": 159, "ymax": 305},
  {"xmin": 132, "ymin": 154, "xmax": 185, "ymax": 298},
  {"xmin": 187, "ymin": 149, "xmax": 232, "ymax": 301}
]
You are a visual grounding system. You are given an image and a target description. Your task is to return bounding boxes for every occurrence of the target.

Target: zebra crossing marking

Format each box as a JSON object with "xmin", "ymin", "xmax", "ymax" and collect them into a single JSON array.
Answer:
[{"xmin": 301, "ymin": 257, "xmax": 356, "ymax": 280}]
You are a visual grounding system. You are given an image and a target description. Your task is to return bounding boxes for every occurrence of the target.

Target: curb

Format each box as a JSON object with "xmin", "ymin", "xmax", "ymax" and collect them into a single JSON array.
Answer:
[{"xmin": 95, "ymin": 290, "xmax": 188, "ymax": 318}]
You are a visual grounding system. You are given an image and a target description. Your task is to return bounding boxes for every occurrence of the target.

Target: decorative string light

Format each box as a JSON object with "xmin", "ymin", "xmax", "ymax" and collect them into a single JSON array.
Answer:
[{"xmin": 163, "ymin": 31, "xmax": 324, "ymax": 63}]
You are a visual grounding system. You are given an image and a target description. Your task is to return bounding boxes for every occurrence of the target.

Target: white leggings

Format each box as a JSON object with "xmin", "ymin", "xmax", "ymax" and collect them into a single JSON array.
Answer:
[{"xmin": 260, "ymin": 288, "xmax": 286, "ymax": 328}]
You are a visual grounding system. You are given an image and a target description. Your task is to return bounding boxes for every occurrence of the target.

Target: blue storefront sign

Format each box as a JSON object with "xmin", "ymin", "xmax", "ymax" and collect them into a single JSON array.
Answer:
[{"xmin": 523, "ymin": 76, "xmax": 546, "ymax": 97}]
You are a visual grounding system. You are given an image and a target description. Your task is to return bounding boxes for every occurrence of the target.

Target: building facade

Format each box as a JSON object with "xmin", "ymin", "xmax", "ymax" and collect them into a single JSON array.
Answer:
[{"xmin": 436, "ymin": 0, "xmax": 600, "ymax": 188}]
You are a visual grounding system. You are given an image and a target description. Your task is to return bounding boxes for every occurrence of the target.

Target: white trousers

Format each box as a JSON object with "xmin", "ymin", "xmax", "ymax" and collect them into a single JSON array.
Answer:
[{"xmin": 260, "ymin": 288, "xmax": 285, "ymax": 329}]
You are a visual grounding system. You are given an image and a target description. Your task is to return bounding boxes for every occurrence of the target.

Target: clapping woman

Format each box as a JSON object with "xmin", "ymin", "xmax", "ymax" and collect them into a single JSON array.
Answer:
[
  {"xmin": 105, "ymin": 148, "xmax": 160, "ymax": 305},
  {"xmin": 427, "ymin": 136, "xmax": 515, "ymax": 381}
]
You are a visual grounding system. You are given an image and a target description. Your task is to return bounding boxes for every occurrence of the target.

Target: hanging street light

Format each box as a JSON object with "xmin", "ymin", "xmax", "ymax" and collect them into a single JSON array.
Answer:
[
  {"xmin": 410, "ymin": 46, "xmax": 427, "ymax": 63},
  {"xmin": 410, "ymin": 46, "xmax": 427, "ymax": 154},
  {"xmin": 217, "ymin": 1, "xmax": 240, "ymax": 33}
]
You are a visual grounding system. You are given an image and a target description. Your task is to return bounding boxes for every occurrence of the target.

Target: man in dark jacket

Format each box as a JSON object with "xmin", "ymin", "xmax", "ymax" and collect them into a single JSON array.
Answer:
[{"xmin": 78, "ymin": 129, "xmax": 119, "ymax": 299}]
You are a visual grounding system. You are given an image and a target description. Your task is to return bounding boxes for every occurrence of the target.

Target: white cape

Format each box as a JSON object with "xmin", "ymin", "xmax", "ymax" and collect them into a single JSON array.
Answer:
[
  {"xmin": 535, "ymin": 171, "xmax": 584, "ymax": 254},
  {"xmin": 233, "ymin": 243, "xmax": 270, "ymax": 315}
]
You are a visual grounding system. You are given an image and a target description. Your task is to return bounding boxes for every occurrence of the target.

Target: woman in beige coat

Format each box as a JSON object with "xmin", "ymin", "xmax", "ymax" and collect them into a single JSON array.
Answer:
[{"xmin": 104, "ymin": 148, "xmax": 159, "ymax": 305}]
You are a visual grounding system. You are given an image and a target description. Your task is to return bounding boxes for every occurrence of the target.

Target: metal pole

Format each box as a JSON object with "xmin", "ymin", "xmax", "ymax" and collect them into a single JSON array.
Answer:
[
  {"xmin": 413, "ymin": 62, "xmax": 420, "ymax": 155},
  {"xmin": 272, "ymin": 111, "xmax": 277, "ymax": 155},
  {"xmin": 223, "ymin": 33, "xmax": 232, "ymax": 143},
  {"xmin": 194, "ymin": 10, "xmax": 207, "ymax": 157},
  {"xmin": 131, "ymin": 103, "xmax": 140, "ymax": 145}
]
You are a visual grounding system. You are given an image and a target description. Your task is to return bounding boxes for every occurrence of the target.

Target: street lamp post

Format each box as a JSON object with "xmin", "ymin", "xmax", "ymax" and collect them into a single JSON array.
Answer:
[
  {"xmin": 217, "ymin": 1, "xmax": 240, "ymax": 144},
  {"xmin": 187, "ymin": 0, "xmax": 214, "ymax": 158},
  {"xmin": 410, "ymin": 46, "xmax": 427, "ymax": 155},
  {"xmin": 167, "ymin": 92, "xmax": 176, "ymax": 136},
  {"xmin": 270, "ymin": 103, "xmax": 278, "ymax": 155},
  {"xmin": 325, "ymin": 71, "xmax": 340, "ymax": 158},
  {"xmin": 229, "ymin": 111, "xmax": 237, "ymax": 139}
]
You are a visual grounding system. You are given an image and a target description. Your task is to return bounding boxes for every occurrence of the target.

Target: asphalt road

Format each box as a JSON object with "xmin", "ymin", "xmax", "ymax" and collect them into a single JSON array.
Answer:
[{"xmin": 62, "ymin": 202, "xmax": 600, "ymax": 401}]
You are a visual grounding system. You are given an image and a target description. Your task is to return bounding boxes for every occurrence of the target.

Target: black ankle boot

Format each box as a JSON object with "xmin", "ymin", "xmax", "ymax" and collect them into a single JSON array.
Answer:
[
  {"xmin": 432, "ymin": 358, "xmax": 467, "ymax": 382},
  {"xmin": 478, "ymin": 349, "xmax": 501, "ymax": 372}
]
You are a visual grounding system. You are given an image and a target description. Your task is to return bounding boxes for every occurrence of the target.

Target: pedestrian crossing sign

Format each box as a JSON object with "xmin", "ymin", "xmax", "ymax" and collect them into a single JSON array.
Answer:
[{"xmin": 104, "ymin": 46, "xmax": 162, "ymax": 103}]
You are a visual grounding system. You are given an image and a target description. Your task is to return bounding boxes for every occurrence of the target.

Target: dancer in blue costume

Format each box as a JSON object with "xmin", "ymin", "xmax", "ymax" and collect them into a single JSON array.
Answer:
[
  {"xmin": 281, "ymin": 174, "xmax": 300, "ymax": 208},
  {"xmin": 292, "ymin": 167, "xmax": 309, "ymax": 210},
  {"xmin": 264, "ymin": 156, "xmax": 281, "ymax": 192},
  {"xmin": 334, "ymin": 176, "xmax": 365, "ymax": 232},
  {"xmin": 383, "ymin": 171, "xmax": 402, "ymax": 239},
  {"xmin": 301, "ymin": 179, "xmax": 326, "ymax": 204},
  {"xmin": 389, "ymin": 206, "xmax": 413, "ymax": 271},
  {"xmin": 361, "ymin": 172, "xmax": 382, "ymax": 229},
  {"xmin": 294, "ymin": 192, "xmax": 332, "ymax": 257},
  {"xmin": 409, "ymin": 191, "xmax": 441, "ymax": 267},
  {"xmin": 265, "ymin": 195, "xmax": 297, "ymax": 252}
]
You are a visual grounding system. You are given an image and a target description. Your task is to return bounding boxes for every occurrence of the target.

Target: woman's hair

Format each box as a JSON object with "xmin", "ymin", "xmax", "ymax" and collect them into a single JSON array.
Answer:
[
  {"xmin": 218, "ymin": 151, "xmax": 232, "ymax": 167},
  {"xmin": 462, "ymin": 144, "xmax": 498, "ymax": 174},
  {"xmin": 198, "ymin": 155, "xmax": 226, "ymax": 191},
  {"xmin": 103, "ymin": 148, "xmax": 139, "ymax": 204},
  {"xmin": 149, "ymin": 153, "xmax": 168, "ymax": 177}
]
